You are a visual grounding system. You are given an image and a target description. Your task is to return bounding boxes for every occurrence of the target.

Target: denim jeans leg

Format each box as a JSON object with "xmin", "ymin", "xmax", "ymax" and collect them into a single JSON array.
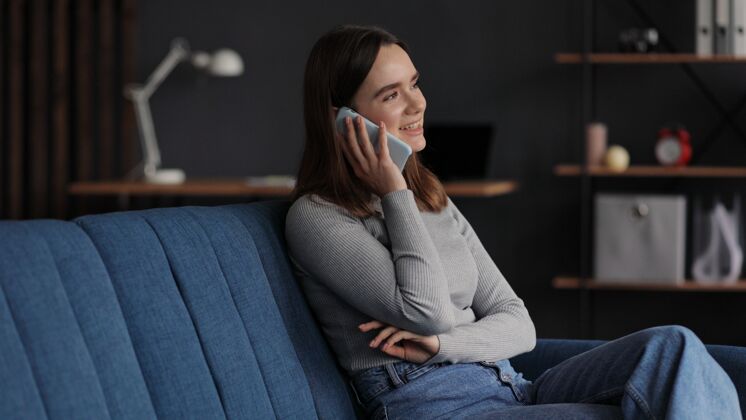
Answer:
[{"xmin": 530, "ymin": 325, "xmax": 741, "ymax": 419}]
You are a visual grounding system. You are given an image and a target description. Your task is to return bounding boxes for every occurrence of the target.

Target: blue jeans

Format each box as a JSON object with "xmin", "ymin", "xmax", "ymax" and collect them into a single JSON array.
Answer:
[{"xmin": 349, "ymin": 326, "xmax": 741, "ymax": 419}]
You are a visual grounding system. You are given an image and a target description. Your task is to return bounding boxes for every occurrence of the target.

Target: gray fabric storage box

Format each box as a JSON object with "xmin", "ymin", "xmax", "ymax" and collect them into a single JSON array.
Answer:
[{"xmin": 594, "ymin": 194, "xmax": 687, "ymax": 284}]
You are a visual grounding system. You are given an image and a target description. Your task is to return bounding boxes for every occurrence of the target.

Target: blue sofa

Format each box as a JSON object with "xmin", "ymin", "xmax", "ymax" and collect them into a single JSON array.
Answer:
[{"xmin": 1, "ymin": 201, "xmax": 744, "ymax": 419}]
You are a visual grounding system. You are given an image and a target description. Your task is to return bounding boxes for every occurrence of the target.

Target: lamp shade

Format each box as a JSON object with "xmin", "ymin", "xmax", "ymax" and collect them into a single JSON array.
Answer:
[{"xmin": 207, "ymin": 49, "xmax": 244, "ymax": 76}]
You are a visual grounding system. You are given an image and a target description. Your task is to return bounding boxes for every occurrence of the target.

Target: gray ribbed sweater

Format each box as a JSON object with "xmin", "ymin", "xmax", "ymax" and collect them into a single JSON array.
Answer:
[{"xmin": 284, "ymin": 189, "xmax": 536, "ymax": 375}]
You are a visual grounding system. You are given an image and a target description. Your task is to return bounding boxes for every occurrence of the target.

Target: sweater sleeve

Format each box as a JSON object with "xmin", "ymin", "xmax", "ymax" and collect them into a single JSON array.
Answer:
[
  {"xmin": 285, "ymin": 190, "xmax": 455, "ymax": 336},
  {"xmin": 425, "ymin": 198, "xmax": 536, "ymax": 364}
]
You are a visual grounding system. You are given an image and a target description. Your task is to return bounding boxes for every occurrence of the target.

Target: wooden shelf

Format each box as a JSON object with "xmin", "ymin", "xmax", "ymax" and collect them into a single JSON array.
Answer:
[
  {"xmin": 554, "ymin": 164, "xmax": 746, "ymax": 178},
  {"xmin": 555, "ymin": 53, "xmax": 746, "ymax": 64},
  {"xmin": 443, "ymin": 180, "xmax": 518, "ymax": 197},
  {"xmin": 68, "ymin": 178, "xmax": 519, "ymax": 198},
  {"xmin": 553, "ymin": 277, "xmax": 746, "ymax": 292},
  {"xmin": 69, "ymin": 179, "xmax": 293, "ymax": 197}
]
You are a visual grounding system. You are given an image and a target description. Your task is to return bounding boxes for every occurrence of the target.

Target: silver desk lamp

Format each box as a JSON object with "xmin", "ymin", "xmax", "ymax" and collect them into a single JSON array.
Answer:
[{"xmin": 124, "ymin": 38, "xmax": 244, "ymax": 184}]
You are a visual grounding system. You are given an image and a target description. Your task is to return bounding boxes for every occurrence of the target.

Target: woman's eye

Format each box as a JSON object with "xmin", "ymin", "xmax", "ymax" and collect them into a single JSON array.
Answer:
[
  {"xmin": 383, "ymin": 91, "xmax": 398, "ymax": 102},
  {"xmin": 412, "ymin": 81, "xmax": 420, "ymax": 89}
]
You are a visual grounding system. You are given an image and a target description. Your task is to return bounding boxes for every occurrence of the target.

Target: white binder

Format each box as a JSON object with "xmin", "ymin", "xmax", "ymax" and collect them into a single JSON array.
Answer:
[
  {"xmin": 733, "ymin": 0, "xmax": 746, "ymax": 55},
  {"xmin": 715, "ymin": 0, "xmax": 732, "ymax": 54},
  {"xmin": 697, "ymin": 0, "xmax": 714, "ymax": 55}
]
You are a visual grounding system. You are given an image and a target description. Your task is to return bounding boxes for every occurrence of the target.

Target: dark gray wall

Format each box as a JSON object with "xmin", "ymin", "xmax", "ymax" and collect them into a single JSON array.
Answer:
[{"xmin": 137, "ymin": 1, "xmax": 746, "ymax": 344}]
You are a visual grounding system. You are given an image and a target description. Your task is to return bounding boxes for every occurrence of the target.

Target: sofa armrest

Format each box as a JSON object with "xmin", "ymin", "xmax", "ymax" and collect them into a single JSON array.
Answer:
[
  {"xmin": 510, "ymin": 338, "xmax": 746, "ymax": 414},
  {"xmin": 706, "ymin": 344, "xmax": 746, "ymax": 412}
]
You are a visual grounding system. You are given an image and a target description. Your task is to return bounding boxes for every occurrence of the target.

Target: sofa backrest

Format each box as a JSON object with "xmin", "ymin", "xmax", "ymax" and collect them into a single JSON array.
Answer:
[{"xmin": 0, "ymin": 201, "xmax": 357, "ymax": 419}]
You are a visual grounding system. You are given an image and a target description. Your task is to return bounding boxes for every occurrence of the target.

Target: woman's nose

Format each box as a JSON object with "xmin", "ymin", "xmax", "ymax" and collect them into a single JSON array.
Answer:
[{"xmin": 406, "ymin": 91, "xmax": 426, "ymax": 114}]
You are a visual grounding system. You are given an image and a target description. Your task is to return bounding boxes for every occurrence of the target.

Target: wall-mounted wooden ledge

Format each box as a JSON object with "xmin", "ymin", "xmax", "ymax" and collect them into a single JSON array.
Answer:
[
  {"xmin": 554, "ymin": 164, "xmax": 746, "ymax": 178},
  {"xmin": 68, "ymin": 179, "xmax": 519, "ymax": 198},
  {"xmin": 68, "ymin": 179, "xmax": 292, "ymax": 197},
  {"xmin": 555, "ymin": 53, "xmax": 746, "ymax": 64},
  {"xmin": 443, "ymin": 180, "xmax": 518, "ymax": 197},
  {"xmin": 553, "ymin": 277, "xmax": 746, "ymax": 292}
]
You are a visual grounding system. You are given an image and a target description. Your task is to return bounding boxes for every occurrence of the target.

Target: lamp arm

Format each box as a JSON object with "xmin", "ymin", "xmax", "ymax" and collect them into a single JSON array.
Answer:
[
  {"xmin": 140, "ymin": 39, "xmax": 191, "ymax": 98},
  {"xmin": 123, "ymin": 38, "xmax": 191, "ymax": 178},
  {"xmin": 130, "ymin": 93, "xmax": 161, "ymax": 174}
]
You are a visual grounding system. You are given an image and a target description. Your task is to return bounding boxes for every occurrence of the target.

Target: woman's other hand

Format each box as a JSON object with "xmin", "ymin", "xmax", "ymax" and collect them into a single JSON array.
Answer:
[
  {"xmin": 339, "ymin": 116, "xmax": 407, "ymax": 197},
  {"xmin": 358, "ymin": 320, "xmax": 440, "ymax": 363}
]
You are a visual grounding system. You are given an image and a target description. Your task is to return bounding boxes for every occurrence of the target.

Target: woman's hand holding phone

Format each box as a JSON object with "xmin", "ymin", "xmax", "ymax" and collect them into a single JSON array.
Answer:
[{"xmin": 339, "ymin": 115, "xmax": 407, "ymax": 197}]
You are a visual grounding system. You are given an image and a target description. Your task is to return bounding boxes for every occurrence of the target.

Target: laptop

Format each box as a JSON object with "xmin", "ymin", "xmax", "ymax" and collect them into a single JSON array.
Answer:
[{"xmin": 419, "ymin": 124, "xmax": 494, "ymax": 181}]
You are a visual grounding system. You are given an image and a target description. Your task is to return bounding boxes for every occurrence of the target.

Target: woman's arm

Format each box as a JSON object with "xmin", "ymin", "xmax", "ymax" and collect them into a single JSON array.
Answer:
[
  {"xmin": 285, "ymin": 189, "xmax": 455, "ymax": 336},
  {"xmin": 424, "ymin": 199, "xmax": 536, "ymax": 364}
]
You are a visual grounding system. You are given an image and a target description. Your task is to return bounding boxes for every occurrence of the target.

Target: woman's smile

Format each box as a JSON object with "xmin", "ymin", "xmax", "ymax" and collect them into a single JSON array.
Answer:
[{"xmin": 397, "ymin": 118, "xmax": 425, "ymax": 140}]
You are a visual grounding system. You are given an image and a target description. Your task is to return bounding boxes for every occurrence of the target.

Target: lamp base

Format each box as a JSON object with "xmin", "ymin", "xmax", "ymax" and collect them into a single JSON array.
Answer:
[{"xmin": 144, "ymin": 168, "xmax": 186, "ymax": 184}]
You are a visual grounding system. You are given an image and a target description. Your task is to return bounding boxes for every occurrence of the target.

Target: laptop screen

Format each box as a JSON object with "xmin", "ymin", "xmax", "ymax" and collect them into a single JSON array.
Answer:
[{"xmin": 418, "ymin": 124, "xmax": 493, "ymax": 181}]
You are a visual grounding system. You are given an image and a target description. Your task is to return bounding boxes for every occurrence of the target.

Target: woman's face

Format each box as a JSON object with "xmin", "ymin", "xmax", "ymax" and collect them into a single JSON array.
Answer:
[{"xmin": 351, "ymin": 44, "xmax": 427, "ymax": 152}]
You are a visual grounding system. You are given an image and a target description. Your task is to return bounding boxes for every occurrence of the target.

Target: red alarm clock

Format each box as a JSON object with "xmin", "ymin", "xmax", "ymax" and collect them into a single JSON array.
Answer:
[{"xmin": 655, "ymin": 125, "xmax": 692, "ymax": 166}]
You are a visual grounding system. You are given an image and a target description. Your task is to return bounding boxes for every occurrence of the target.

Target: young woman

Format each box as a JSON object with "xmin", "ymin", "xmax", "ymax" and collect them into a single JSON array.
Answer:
[{"xmin": 285, "ymin": 25, "xmax": 740, "ymax": 419}]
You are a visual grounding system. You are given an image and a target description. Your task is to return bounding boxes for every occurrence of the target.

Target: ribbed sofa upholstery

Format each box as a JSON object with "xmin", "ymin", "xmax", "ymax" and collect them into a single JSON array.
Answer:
[{"xmin": 0, "ymin": 203, "xmax": 357, "ymax": 419}]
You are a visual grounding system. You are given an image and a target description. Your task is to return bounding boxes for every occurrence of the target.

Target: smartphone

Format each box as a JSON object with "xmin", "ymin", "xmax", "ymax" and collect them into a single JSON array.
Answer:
[{"xmin": 336, "ymin": 107, "xmax": 412, "ymax": 172}]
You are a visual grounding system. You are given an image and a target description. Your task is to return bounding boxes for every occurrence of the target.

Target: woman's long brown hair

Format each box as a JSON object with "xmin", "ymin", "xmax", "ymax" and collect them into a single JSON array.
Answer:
[{"xmin": 291, "ymin": 25, "xmax": 447, "ymax": 217}]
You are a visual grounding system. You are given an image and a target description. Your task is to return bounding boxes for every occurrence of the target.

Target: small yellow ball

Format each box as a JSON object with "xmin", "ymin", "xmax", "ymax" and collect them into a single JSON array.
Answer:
[{"xmin": 603, "ymin": 145, "xmax": 630, "ymax": 172}]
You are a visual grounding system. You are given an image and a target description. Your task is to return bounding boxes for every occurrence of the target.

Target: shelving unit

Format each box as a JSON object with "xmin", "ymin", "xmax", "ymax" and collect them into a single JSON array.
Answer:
[{"xmin": 554, "ymin": 0, "xmax": 746, "ymax": 338}]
